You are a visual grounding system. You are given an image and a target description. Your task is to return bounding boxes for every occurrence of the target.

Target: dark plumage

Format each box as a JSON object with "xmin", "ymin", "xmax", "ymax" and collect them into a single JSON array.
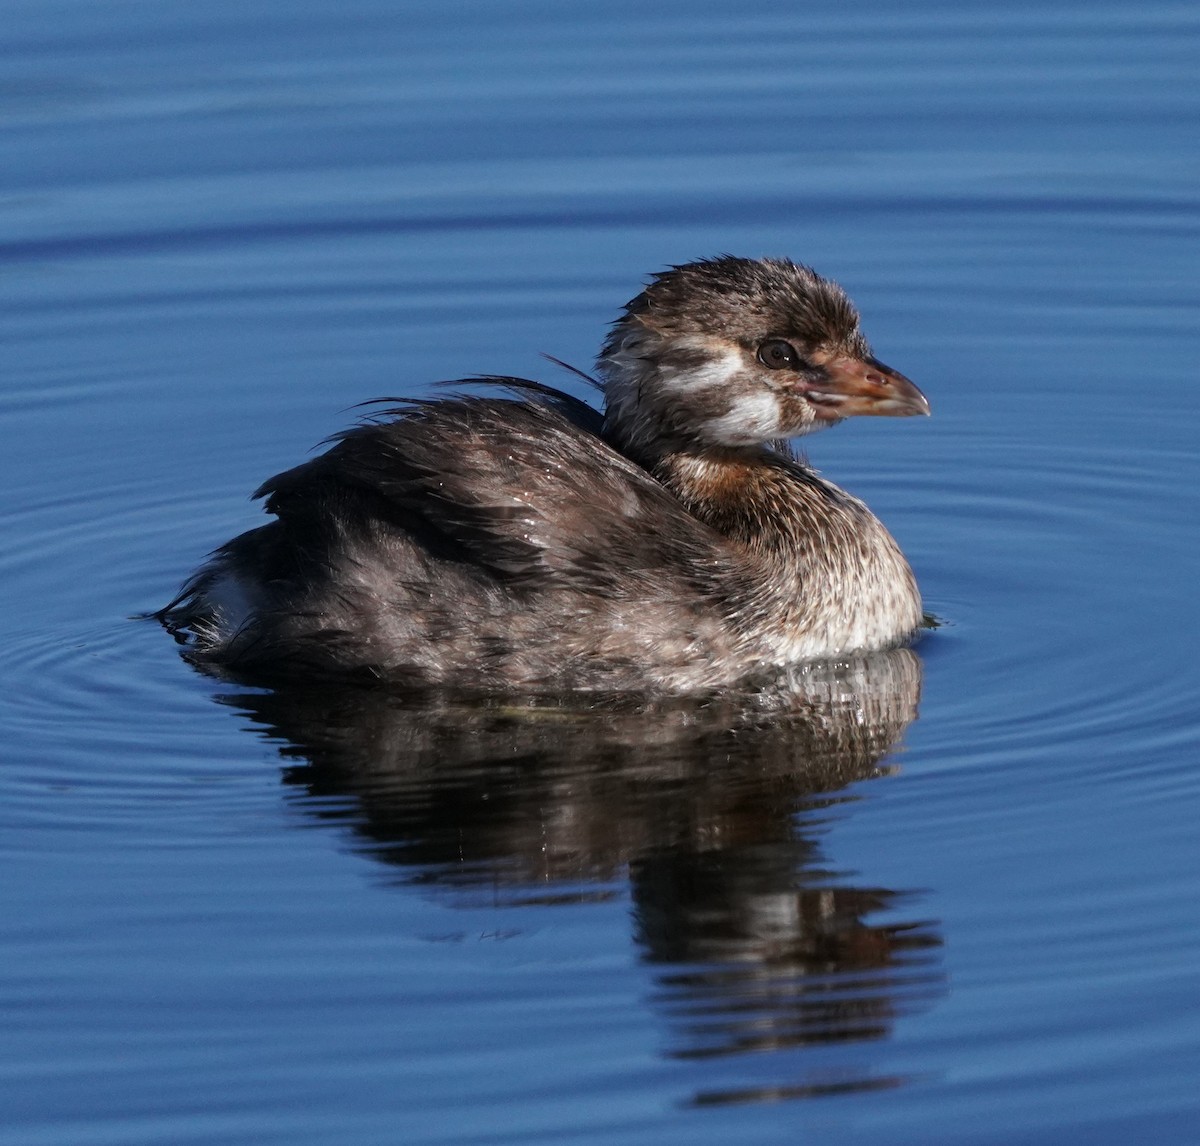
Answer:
[{"xmin": 157, "ymin": 256, "xmax": 930, "ymax": 692}]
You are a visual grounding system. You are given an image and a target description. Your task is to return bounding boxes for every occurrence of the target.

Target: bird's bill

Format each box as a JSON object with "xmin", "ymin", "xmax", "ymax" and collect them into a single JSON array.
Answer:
[{"xmin": 804, "ymin": 355, "xmax": 931, "ymax": 420}]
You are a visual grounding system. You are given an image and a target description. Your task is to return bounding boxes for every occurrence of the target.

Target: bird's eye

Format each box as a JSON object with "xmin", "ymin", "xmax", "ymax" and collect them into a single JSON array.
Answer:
[{"xmin": 757, "ymin": 339, "xmax": 802, "ymax": 371}]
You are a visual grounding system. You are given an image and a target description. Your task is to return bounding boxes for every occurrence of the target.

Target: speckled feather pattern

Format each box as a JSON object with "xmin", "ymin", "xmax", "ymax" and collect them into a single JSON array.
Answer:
[{"xmin": 158, "ymin": 257, "xmax": 925, "ymax": 691}]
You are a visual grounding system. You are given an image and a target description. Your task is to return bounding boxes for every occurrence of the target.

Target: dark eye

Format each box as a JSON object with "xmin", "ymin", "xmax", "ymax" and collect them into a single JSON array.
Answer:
[{"xmin": 757, "ymin": 339, "xmax": 801, "ymax": 371}]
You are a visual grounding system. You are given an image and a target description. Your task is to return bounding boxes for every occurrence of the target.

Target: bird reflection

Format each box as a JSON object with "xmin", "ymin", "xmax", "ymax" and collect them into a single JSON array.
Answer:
[{"xmin": 218, "ymin": 648, "xmax": 943, "ymax": 1103}]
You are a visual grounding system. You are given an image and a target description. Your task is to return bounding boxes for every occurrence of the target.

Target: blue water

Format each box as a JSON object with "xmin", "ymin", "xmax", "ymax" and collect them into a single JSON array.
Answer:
[{"xmin": 3, "ymin": 1, "xmax": 1200, "ymax": 1142}]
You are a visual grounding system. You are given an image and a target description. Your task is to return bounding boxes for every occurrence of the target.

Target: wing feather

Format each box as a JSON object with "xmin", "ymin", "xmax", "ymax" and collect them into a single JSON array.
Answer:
[{"xmin": 253, "ymin": 383, "xmax": 728, "ymax": 591}]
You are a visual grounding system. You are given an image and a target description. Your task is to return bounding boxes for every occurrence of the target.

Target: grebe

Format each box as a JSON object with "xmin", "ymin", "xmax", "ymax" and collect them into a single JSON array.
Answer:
[{"xmin": 157, "ymin": 256, "xmax": 930, "ymax": 691}]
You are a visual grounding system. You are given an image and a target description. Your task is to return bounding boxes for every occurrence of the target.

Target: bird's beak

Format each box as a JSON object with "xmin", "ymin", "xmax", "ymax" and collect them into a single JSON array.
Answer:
[{"xmin": 805, "ymin": 355, "xmax": 931, "ymax": 420}]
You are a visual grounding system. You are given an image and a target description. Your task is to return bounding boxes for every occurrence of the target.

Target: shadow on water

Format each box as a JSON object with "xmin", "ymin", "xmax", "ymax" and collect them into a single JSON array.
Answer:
[{"xmin": 218, "ymin": 648, "xmax": 944, "ymax": 1106}]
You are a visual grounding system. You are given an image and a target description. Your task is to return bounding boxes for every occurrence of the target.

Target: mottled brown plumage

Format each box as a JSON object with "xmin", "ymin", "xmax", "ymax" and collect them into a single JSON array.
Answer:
[{"xmin": 157, "ymin": 256, "xmax": 930, "ymax": 691}]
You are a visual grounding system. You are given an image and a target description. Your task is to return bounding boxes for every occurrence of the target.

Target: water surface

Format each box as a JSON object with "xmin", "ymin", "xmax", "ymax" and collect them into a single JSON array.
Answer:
[{"xmin": 3, "ymin": 1, "xmax": 1199, "ymax": 1143}]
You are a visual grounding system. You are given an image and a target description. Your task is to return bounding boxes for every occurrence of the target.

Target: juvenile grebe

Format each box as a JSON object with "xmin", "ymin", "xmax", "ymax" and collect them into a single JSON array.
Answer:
[{"xmin": 157, "ymin": 256, "xmax": 930, "ymax": 691}]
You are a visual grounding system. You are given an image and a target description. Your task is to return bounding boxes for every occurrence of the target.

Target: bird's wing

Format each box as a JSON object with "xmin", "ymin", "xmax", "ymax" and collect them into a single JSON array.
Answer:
[{"xmin": 254, "ymin": 384, "xmax": 727, "ymax": 590}]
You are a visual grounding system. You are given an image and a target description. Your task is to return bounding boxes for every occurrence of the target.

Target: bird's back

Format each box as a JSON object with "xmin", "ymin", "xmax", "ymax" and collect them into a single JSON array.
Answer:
[{"xmin": 160, "ymin": 388, "xmax": 753, "ymax": 691}]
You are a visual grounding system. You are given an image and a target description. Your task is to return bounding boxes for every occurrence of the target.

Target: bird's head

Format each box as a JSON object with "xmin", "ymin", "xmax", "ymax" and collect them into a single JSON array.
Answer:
[{"xmin": 597, "ymin": 256, "xmax": 929, "ymax": 459}]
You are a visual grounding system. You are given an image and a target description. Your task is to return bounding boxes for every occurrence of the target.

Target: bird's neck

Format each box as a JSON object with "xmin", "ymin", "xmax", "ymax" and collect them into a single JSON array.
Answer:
[
  {"xmin": 646, "ymin": 446, "xmax": 840, "ymax": 554},
  {"xmin": 647, "ymin": 445, "xmax": 923, "ymax": 661}
]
